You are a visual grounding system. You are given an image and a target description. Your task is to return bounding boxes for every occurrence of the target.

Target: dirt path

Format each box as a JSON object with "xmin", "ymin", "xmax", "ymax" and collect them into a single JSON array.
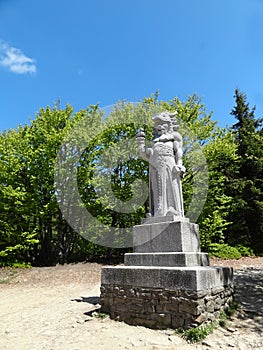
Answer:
[{"xmin": 0, "ymin": 258, "xmax": 263, "ymax": 350}]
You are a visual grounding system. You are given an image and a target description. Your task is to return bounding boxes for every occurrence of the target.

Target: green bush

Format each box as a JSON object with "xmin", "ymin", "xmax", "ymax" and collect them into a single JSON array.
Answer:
[
  {"xmin": 0, "ymin": 260, "xmax": 32, "ymax": 268},
  {"xmin": 235, "ymin": 244, "xmax": 254, "ymax": 257},
  {"xmin": 208, "ymin": 243, "xmax": 242, "ymax": 259}
]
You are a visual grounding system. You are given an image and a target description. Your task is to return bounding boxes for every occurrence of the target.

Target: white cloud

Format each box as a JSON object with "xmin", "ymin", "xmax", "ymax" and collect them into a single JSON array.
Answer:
[{"xmin": 0, "ymin": 40, "xmax": 36, "ymax": 74}]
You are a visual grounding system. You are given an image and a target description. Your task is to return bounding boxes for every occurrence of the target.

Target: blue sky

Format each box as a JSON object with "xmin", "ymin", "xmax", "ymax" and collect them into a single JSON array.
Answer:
[{"xmin": 1, "ymin": 0, "xmax": 263, "ymax": 131}]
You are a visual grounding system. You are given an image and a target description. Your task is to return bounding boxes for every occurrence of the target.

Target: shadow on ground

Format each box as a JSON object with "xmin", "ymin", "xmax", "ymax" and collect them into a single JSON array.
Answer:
[
  {"xmin": 234, "ymin": 268, "xmax": 263, "ymax": 334},
  {"xmin": 72, "ymin": 296, "xmax": 101, "ymax": 316},
  {"xmin": 72, "ymin": 296, "xmax": 100, "ymax": 305}
]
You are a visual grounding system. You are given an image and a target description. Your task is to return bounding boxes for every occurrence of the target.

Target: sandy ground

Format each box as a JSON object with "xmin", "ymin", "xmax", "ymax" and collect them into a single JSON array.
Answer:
[{"xmin": 0, "ymin": 257, "xmax": 263, "ymax": 350}]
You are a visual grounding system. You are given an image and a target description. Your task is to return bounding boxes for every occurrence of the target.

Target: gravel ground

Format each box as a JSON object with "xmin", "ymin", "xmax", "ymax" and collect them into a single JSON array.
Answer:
[{"xmin": 0, "ymin": 257, "xmax": 262, "ymax": 350}]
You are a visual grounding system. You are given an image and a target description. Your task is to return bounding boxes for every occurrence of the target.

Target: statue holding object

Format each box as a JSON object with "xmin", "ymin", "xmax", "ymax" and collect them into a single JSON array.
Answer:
[{"xmin": 136, "ymin": 111, "xmax": 185, "ymax": 218}]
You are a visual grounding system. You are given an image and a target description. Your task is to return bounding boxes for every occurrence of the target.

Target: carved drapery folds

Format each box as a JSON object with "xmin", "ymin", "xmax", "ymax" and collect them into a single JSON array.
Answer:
[{"xmin": 136, "ymin": 111, "xmax": 185, "ymax": 218}]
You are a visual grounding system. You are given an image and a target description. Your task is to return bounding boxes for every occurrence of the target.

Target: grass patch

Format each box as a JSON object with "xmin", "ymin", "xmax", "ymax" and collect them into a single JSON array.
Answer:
[
  {"xmin": 92, "ymin": 311, "xmax": 109, "ymax": 319},
  {"xmin": 225, "ymin": 301, "xmax": 240, "ymax": 317},
  {"xmin": 219, "ymin": 311, "xmax": 228, "ymax": 327},
  {"xmin": 176, "ymin": 301, "xmax": 241, "ymax": 343},
  {"xmin": 0, "ymin": 279, "xmax": 11, "ymax": 284},
  {"xmin": 179, "ymin": 322, "xmax": 217, "ymax": 343}
]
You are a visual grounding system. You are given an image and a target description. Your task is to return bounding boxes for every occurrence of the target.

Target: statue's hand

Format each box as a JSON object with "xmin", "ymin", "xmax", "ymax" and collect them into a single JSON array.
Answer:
[
  {"xmin": 136, "ymin": 128, "xmax": 145, "ymax": 139},
  {"xmin": 178, "ymin": 165, "xmax": 186, "ymax": 177},
  {"xmin": 136, "ymin": 129, "xmax": 146, "ymax": 148},
  {"xmin": 174, "ymin": 165, "xmax": 186, "ymax": 178}
]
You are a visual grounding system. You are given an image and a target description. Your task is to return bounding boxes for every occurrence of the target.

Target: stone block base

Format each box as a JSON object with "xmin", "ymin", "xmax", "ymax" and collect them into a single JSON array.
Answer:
[
  {"xmin": 100, "ymin": 218, "xmax": 234, "ymax": 330},
  {"xmin": 133, "ymin": 220, "xmax": 200, "ymax": 253},
  {"xmin": 124, "ymin": 252, "xmax": 209, "ymax": 267},
  {"xmin": 100, "ymin": 266, "xmax": 234, "ymax": 329},
  {"xmin": 101, "ymin": 266, "xmax": 233, "ymax": 291},
  {"xmin": 100, "ymin": 284, "xmax": 234, "ymax": 329}
]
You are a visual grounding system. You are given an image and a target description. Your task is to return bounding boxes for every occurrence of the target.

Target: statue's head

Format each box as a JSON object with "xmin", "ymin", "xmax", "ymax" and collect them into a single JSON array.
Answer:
[
  {"xmin": 152, "ymin": 111, "xmax": 178, "ymax": 135},
  {"xmin": 152, "ymin": 112, "xmax": 171, "ymax": 125}
]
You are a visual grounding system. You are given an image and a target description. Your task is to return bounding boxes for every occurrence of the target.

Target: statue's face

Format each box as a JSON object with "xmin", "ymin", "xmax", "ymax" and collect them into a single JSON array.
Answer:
[{"xmin": 156, "ymin": 123, "xmax": 168, "ymax": 135}]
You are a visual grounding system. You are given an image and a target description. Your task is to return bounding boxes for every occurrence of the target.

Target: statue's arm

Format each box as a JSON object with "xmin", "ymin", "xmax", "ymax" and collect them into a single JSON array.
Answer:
[
  {"xmin": 173, "ymin": 140, "xmax": 186, "ymax": 177},
  {"xmin": 136, "ymin": 129, "xmax": 152, "ymax": 161},
  {"xmin": 173, "ymin": 141, "xmax": 183, "ymax": 166}
]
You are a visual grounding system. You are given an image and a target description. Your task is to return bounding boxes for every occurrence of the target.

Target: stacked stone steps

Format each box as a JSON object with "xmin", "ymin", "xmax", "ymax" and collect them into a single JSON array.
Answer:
[
  {"xmin": 100, "ymin": 218, "xmax": 234, "ymax": 329},
  {"xmin": 124, "ymin": 252, "xmax": 209, "ymax": 267}
]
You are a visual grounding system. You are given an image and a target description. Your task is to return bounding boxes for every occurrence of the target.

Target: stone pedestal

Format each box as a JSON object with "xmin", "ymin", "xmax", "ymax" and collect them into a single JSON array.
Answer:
[{"xmin": 100, "ymin": 217, "xmax": 234, "ymax": 329}]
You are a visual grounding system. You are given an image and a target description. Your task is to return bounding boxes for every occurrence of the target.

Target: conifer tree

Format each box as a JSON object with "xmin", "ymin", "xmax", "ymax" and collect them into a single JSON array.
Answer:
[{"xmin": 228, "ymin": 88, "xmax": 263, "ymax": 253}]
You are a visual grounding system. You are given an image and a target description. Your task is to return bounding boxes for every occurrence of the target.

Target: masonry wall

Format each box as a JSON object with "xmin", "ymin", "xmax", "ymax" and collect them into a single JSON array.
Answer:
[{"xmin": 100, "ymin": 284, "xmax": 235, "ymax": 329}]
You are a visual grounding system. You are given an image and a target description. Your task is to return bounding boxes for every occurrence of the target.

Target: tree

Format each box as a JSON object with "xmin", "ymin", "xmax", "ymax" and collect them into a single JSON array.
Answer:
[
  {"xmin": 0, "ymin": 127, "xmax": 39, "ymax": 265},
  {"xmin": 24, "ymin": 105, "xmax": 77, "ymax": 265},
  {"xmin": 198, "ymin": 129, "xmax": 238, "ymax": 249},
  {"xmin": 160, "ymin": 95, "xmax": 238, "ymax": 247},
  {"xmin": 0, "ymin": 93, "xmax": 242, "ymax": 265},
  {"xmin": 76, "ymin": 101, "xmax": 157, "ymax": 257},
  {"xmin": 227, "ymin": 88, "xmax": 263, "ymax": 253}
]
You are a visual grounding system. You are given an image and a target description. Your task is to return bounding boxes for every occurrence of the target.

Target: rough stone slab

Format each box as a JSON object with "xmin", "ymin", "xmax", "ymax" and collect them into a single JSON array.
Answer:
[
  {"xmin": 101, "ymin": 266, "xmax": 234, "ymax": 291},
  {"xmin": 133, "ymin": 221, "xmax": 200, "ymax": 253},
  {"xmin": 124, "ymin": 252, "xmax": 210, "ymax": 267},
  {"xmin": 100, "ymin": 283, "xmax": 235, "ymax": 329}
]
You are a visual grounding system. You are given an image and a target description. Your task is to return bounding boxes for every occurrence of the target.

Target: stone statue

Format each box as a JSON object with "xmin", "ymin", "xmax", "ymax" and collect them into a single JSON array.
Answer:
[{"xmin": 136, "ymin": 111, "xmax": 185, "ymax": 218}]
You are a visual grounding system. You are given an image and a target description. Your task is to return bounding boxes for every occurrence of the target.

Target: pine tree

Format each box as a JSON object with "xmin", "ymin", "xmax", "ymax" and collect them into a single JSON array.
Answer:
[{"xmin": 228, "ymin": 88, "xmax": 263, "ymax": 254}]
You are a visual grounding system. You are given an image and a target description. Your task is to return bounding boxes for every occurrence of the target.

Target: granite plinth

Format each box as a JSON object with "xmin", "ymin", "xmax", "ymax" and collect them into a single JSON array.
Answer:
[
  {"xmin": 100, "ymin": 265, "xmax": 234, "ymax": 329},
  {"xmin": 124, "ymin": 252, "xmax": 209, "ymax": 267},
  {"xmin": 101, "ymin": 265, "xmax": 233, "ymax": 291},
  {"xmin": 141, "ymin": 215, "xmax": 189, "ymax": 224},
  {"xmin": 133, "ymin": 220, "xmax": 200, "ymax": 252},
  {"xmin": 100, "ymin": 216, "xmax": 234, "ymax": 330}
]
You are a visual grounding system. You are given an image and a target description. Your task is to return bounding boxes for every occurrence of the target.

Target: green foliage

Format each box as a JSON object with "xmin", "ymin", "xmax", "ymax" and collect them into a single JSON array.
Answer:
[
  {"xmin": 208, "ymin": 243, "xmax": 242, "ymax": 259},
  {"xmin": 160, "ymin": 94, "xmax": 221, "ymax": 224},
  {"xmin": 92, "ymin": 311, "xmax": 109, "ymax": 319},
  {"xmin": 198, "ymin": 129, "xmax": 238, "ymax": 250},
  {"xmin": 180, "ymin": 322, "xmax": 216, "ymax": 343},
  {"xmin": 227, "ymin": 89, "xmax": 263, "ymax": 254},
  {"xmin": 199, "ymin": 202, "xmax": 231, "ymax": 250},
  {"xmin": 218, "ymin": 302, "xmax": 240, "ymax": 327},
  {"xmin": 0, "ymin": 279, "xmax": 10, "ymax": 284},
  {"xmin": 0, "ymin": 105, "xmax": 82, "ymax": 265},
  {"xmin": 0, "ymin": 262, "xmax": 32, "ymax": 268},
  {"xmin": 235, "ymin": 244, "xmax": 254, "ymax": 257},
  {"xmin": 0, "ymin": 127, "xmax": 40, "ymax": 265},
  {"xmin": 0, "ymin": 260, "xmax": 31, "ymax": 269},
  {"xmin": 162, "ymin": 96, "xmax": 239, "ymax": 245},
  {"xmin": 225, "ymin": 301, "xmax": 240, "ymax": 317},
  {"xmin": 219, "ymin": 311, "xmax": 228, "ymax": 327},
  {"xmin": 1, "ymin": 91, "xmax": 261, "ymax": 265}
]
